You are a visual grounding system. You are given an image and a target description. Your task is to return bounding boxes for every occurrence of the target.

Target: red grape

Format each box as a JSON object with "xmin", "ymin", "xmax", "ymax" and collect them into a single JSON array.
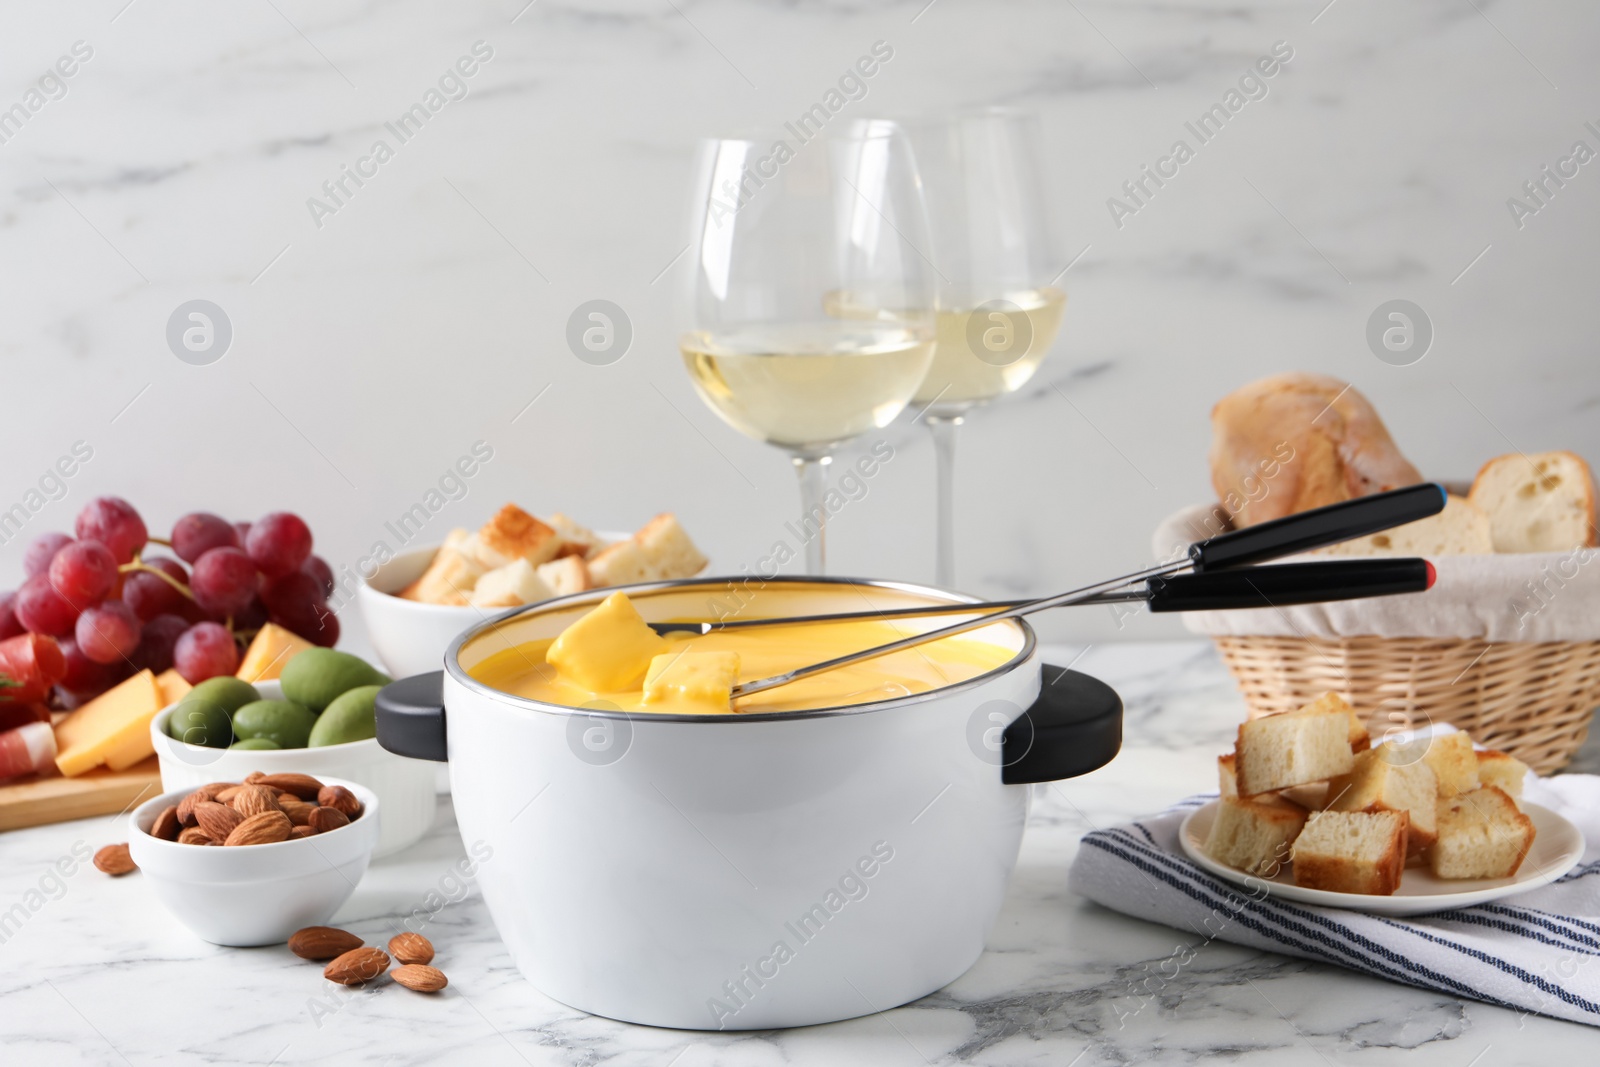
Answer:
[
  {"xmin": 173, "ymin": 621, "xmax": 239, "ymax": 683},
  {"xmin": 0, "ymin": 591, "xmax": 23, "ymax": 641},
  {"xmin": 190, "ymin": 547, "xmax": 258, "ymax": 617},
  {"xmin": 14, "ymin": 574, "xmax": 80, "ymax": 637},
  {"xmin": 123, "ymin": 558, "xmax": 190, "ymax": 620},
  {"xmin": 134, "ymin": 613, "xmax": 189, "ymax": 674},
  {"xmin": 235, "ymin": 596, "xmax": 269, "ymax": 631},
  {"xmin": 75, "ymin": 497, "xmax": 148, "ymax": 564},
  {"xmin": 48, "ymin": 540, "xmax": 119, "ymax": 608},
  {"xmin": 246, "ymin": 512, "xmax": 312, "ymax": 578},
  {"xmin": 23, "ymin": 532, "xmax": 73, "ymax": 577},
  {"xmin": 301, "ymin": 554, "xmax": 335, "ymax": 598},
  {"xmin": 59, "ymin": 636, "xmax": 123, "ymax": 695},
  {"xmin": 171, "ymin": 512, "xmax": 238, "ymax": 563},
  {"xmin": 76, "ymin": 601, "xmax": 142, "ymax": 664},
  {"xmin": 261, "ymin": 570, "xmax": 321, "ymax": 613},
  {"xmin": 270, "ymin": 597, "xmax": 338, "ymax": 647}
]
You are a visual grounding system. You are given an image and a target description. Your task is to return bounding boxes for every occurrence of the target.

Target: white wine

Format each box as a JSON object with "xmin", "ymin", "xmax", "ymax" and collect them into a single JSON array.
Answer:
[
  {"xmin": 912, "ymin": 287, "xmax": 1066, "ymax": 410},
  {"xmin": 681, "ymin": 323, "xmax": 936, "ymax": 454}
]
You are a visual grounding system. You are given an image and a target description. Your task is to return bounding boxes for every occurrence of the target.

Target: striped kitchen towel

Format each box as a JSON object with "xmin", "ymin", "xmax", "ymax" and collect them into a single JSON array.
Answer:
[{"xmin": 1068, "ymin": 773, "xmax": 1600, "ymax": 1026}]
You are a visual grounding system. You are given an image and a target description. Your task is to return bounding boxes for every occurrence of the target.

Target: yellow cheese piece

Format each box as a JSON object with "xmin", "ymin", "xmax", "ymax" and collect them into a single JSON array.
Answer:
[
  {"xmin": 642, "ymin": 651, "xmax": 740, "ymax": 714},
  {"xmin": 99, "ymin": 668, "xmax": 192, "ymax": 771},
  {"xmin": 156, "ymin": 667, "xmax": 192, "ymax": 706},
  {"xmin": 55, "ymin": 669, "xmax": 164, "ymax": 777},
  {"xmin": 547, "ymin": 592, "xmax": 667, "ymax": 691},
  {"xmin": 237, "ymin": 622, "xmax": 315, "ymax": 682}
]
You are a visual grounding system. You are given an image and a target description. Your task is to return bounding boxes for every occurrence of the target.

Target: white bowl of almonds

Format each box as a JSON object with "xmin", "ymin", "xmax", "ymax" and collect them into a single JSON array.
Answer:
[{"xmin": 126, "ymin": 773, "xmax": 379, "ymax": 947}]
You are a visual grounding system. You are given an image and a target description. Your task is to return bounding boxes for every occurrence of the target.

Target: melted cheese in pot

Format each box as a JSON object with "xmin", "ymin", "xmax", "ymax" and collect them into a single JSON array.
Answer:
[{"xmin": 467, "ymin": 595, "xmax": 1017, "ymax": 715}]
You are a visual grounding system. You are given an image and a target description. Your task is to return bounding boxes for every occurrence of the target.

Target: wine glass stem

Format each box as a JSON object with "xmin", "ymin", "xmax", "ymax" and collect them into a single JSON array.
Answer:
[
  {"xmin": 792, "ymin": 454, "xmax": 832, "ymax": 575},
  {"xmin": 927, "ymin": 413, "xmax": 964, "ymax": 587}
]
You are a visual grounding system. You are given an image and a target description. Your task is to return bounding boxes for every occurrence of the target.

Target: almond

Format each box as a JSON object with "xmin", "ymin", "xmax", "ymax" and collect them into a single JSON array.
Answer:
[
  {"xmin": 324, "ymin": 947, "xmax": 390, "ymax": 986},
  {"xmin": 307, "ymin": 806, "xmax": 350, "ymax": 834},
  {"xmin": 177, "ymin": 784, "xmax": 230, "ymax": 826},
  {"xmin": 289, "ymin": 926, "xmax": 365, "ymax": 960},
  {"xmin": 289, "ymin": 825, "xmax": 316, "ymax": 840},
  {"xmin": 390, "ymin": 964, "xmax": 447, "ymax": 993},
  {"xmin": 214, "ymin": 785, "xmax": 248, "ymax": 804},
  {"xmin": 280, "ymin": 799, "xmax": 317, "ymax": 826},
  {"xmin": 255, "ymin": 773, "xmax": 324, "ymax": 800},
  {"xmin": 387, "ymin": 932, "xmax": 434, "ymax": 966},
  {"xmin": 194, "ymin": 801, "xmax": 244, "ymax": 842},
  {"xmin": 230, "ymin": 785, "xmax": 283, "ymax": 818},
  {"xmin": 93, "ymin": 843, "xmax": 137, "ymax": 876},
  {"xmin": 150, "ymin": 805, "xmax": 181, "ymax": 842},
  {"xmin": 225, "ymin": 810, "xmax": 292, "ymax": 846},
  {"xmin": 177, "ymin": 827, "xmax": 215, "ymax": 846},
  {"xmin": 244, "ymin": 771, "xmax": 266, "ymax": 784},
  {"xmin": 317, "ymin": 785, "xmax": 362, "ymax": 818}
]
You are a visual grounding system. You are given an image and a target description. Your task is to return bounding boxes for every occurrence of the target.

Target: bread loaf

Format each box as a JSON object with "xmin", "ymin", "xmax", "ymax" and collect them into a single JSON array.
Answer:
[{"xmin": 1209, "ymin": 374, "xmax": 1423, "ymax": 526}]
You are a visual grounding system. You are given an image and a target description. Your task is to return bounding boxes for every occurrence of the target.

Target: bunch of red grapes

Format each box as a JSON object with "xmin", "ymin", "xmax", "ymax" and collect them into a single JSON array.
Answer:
[{"xmin": 0, "ymin": 497, "xmax": 336, "ymax": 705}]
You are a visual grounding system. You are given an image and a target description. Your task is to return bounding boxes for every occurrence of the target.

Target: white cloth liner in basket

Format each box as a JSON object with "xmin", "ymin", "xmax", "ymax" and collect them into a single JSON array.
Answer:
[{"xmin": 1152, "ymin": 503, "xmax": 1600, "ymax": 643}]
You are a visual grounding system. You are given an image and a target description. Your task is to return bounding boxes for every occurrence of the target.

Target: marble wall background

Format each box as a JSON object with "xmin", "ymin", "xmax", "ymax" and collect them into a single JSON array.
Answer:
[{"xmin": 2, "ymin": 0, "xmax": 1597, "ymax": 645}]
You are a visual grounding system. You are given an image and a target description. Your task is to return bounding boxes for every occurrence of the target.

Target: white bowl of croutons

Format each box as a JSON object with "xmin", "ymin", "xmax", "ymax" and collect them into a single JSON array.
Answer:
[{"xmin": 358, "ymin": 505, "xmax": 709, "ymax": 678}]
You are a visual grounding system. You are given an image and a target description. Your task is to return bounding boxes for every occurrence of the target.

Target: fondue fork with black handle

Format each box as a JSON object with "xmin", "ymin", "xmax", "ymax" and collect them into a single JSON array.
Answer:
[{"xmin": 721, "ymin": 483, "xmax": 1447, "ymax": 699}]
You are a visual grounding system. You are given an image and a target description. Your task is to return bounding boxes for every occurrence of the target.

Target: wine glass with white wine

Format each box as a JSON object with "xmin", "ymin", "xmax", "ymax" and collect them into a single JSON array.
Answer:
[
  {"xmin": 680, "ymin": 127, "xmax": 937, "ymax": 574},
  {"xmin": 901, "ymin": 110, "xmax": 1064, "ymax": 587}
]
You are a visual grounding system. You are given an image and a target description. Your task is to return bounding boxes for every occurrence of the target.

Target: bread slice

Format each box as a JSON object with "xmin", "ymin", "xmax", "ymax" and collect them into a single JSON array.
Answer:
[
  {"xmin": 634, "ymin": 513, "xmax": 708, "ymax": 579},
  {"xmin": 1205, "ymin": 794, "xmax": 1308, "ymax": 877},
  {"xmin": 547, "ymin": 513, "xmax": 605, "ymax": 559},
  {"xmin": 1291, "ymin": 810, "xmax": 1409, "ymax": 895},
  {"xmin": 1321, "ymin": 494, "xmax": 1491, "ymax": 556},
  {"xmin": 399, "ymin": 543, "xmax": 483, "ymax": 605},
  {"xmin": 1297, "ymin": 692, "xmax": 1372, "ymax": 753},
  {"xmin": 467, "ymin": 504, "xmax": 561, "ymax": 569},
  {"xmin": 1476, "ymin": 749, "xmax": 1528, "ymax": 800},
  {"xmin": 469, "ymin": 559, "xmax": 557, "ymax": 608},
  {"xmin": 1422, "ymin": 732, "xmax": 1479, "ymax": 797},
  {"xmin": 1235, "ymin": 696, "xmax": 1356, "ymax": 795},
  {"xmin": 1280, "ymin": 782, "xmax": 1331, "ymax": 810},
  {"xmin": 1431, "ymin": 786, "xmax": 1536, "ymax": 879},
  {"xmin": 1325, "ymin": 745, "xmax": 1439, "ymax": 857},
  {"xmin": 588, "ymin": 539, "xmax": 656, "ymax": 587},
  {"xmin": 1469, "ymin": 451, "xmax": 1598, "ymax": 552},
  {"xmin": 537, "ymin": 556, "xmax": 592, "ymax": 598}
]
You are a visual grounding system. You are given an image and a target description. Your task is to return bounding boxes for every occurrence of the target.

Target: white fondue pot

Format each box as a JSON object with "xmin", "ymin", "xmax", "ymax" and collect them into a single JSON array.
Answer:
[{"xmin": 375, "ymin": 577, "xmax": 1120, "ymax": 1030}]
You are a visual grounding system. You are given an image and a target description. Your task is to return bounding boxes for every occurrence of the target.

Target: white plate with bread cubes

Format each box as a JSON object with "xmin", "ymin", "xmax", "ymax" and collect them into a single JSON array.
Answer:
[
  {"xmin": 1178, "ymin": 694, "xmax": 1584, "ymax": 916},
  {"xmin": 357, "ymin": 504, "xmax": 709, "ymax": 678}
]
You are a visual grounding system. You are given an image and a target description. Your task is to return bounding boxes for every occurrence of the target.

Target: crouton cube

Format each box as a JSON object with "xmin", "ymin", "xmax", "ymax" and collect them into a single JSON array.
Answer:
[
  {"xmin": 1235, "ymin": 698, "xmax": 1355, "ymax": 796},
  {"xmin": 1204, "ymin": 794, "xmax": 1307, "ymax": 877},
  {"xmin": 1431, "ymin": 786, "xmax": 1536, "ymax": 880},
  {"xmin": 1291, "ymin": 810, "xmax": 1409, "ymax": 895},
  {"xmin": 1475, "ymin": 749, "xmax": 1528, "ymax": 801},
  {"xmin": 1422, "ymin": 731, "xmax": 1479, "ymax": 797},
  {"xmin": 1326, "ymin": 745, "xmax": 1439, "ymax": 857},
  {"xmin": 469, "ymin": 559, "xmax": 557, "ymax": 609}
]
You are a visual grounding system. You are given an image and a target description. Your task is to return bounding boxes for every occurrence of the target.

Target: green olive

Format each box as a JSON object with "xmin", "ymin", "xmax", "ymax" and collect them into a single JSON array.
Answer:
[
  {"xmin": 308, "ymin": 685, "xmax": 380, "ymax": 747},
  {"xmin": 229, "ymin": 737, "xmax": 281, "ymax": 750},
  {"xmin": 231, "ymin": 699, "xmax": 317, "ymax": 750},
  {"xmin": 168, "ymin": 700, "xmax": 233, "ymax": 749}
]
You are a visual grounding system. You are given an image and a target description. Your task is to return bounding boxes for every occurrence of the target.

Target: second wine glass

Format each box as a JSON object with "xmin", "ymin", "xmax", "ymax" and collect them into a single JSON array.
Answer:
[
  {"xmin": 903, "ymin": 110, "xmax": 1064, "ymax": 587},
  {"xmin": 680, "ymin": 127, "xmax": 937, "ymax": 574}
]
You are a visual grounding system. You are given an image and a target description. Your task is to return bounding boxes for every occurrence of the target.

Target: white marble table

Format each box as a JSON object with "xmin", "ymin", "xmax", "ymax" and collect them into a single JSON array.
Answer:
[{"xmin": 3, "ymin": 641, "xmax": 1595, "ymax": 1065}]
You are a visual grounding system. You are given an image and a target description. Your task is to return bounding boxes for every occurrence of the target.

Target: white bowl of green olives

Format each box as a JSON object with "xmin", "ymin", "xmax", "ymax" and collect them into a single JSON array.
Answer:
[{"xmin": 151, "ymin": 649, "xmax": 438, "ymax": 857}]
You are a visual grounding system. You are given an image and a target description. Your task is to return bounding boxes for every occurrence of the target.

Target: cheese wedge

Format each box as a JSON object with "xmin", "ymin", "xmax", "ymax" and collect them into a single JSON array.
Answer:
[
  {"xmin": 237, "ymin": 622, "xmax": 315, "ymax": 683},
  {"xmin": 643, "ymin": 651, "xmax": 740, "ymax": 713},
  {"xmin": 156, "ymin": 667, "xmax": 192, "ymax": 706},
  {"xmin": 54, "ymin": 669, "xmax": 164, "ymax": 777},
  {"xmin": 547, "ymin": 592, "xmax": 667, "ymax": 691}
]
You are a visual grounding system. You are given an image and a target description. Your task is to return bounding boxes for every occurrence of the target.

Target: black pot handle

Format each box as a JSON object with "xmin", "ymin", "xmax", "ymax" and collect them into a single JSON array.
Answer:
[
  {"xmin": 1001, "ymin": 665, "xmax": 1122, "ymax": 784},
  {"xmin": 375, "ymin": 671, "xmax": 448, "ymax": 762}
]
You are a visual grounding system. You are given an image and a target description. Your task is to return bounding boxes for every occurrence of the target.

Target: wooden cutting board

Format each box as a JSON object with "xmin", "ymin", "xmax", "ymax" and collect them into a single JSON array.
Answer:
[{"xmin": 0, "ymin": 757, "xmax": 163, "ymax": 832}]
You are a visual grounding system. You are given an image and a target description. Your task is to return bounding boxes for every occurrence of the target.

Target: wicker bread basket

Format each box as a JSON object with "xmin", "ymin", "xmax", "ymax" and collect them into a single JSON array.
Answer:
[
  {"xmin": 1214, "ymin": 634, "xmax": 1600, "ymax": 775},
  {"xmin": 1157, "ymin": 505, "xmax": 1600, "ymax": 775}
]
